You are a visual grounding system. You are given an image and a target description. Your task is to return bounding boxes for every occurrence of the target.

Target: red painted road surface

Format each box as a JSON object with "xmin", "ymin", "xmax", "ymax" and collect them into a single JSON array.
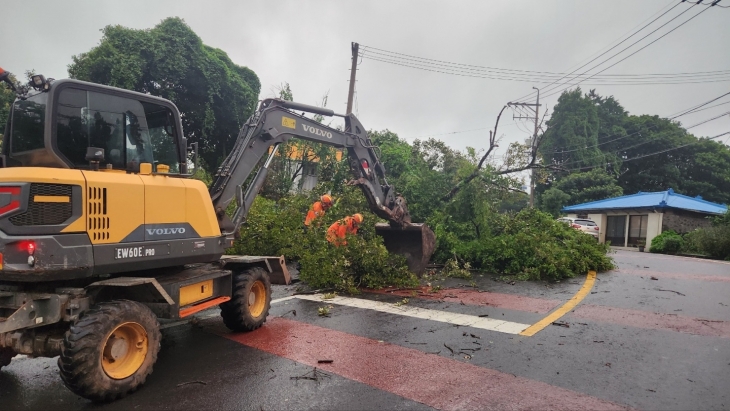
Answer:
[{"xmin": 225, "ymin": 317, "xmax": 630, "ymax": 411}]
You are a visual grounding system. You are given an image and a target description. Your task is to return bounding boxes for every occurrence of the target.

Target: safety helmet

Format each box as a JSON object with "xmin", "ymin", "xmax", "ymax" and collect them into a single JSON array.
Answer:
[
  {"xmin": 352, "ymin": 213, "xmax": 364, "ymax": 224},
  {"xmin": 321, "ymin": 194, "xmax": 333, "ymax": 205}
]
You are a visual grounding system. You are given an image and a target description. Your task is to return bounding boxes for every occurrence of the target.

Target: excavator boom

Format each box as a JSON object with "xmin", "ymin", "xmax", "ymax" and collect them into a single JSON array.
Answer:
[{"xmin": 209, "ymin": 98, "xmax": 435, "ymax": 274}]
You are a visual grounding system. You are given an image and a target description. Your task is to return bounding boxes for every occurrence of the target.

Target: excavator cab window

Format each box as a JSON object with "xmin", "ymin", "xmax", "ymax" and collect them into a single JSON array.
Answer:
[
  {"xmin": 9, "ymin": 93, "xmax": 47, "ymax": 153},
  {"xmin": 55, "ymin": 87, "xmax": 179, "ymax": 172}
]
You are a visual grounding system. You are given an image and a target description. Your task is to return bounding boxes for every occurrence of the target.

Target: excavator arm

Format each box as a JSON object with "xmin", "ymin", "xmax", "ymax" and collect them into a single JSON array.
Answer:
[
  {"xmin": 208, "ymin": 98, "xmax": 434, "ymax": 274},
  {"xmin": 210, "ymin": 98, "xmax": 410, "ymax": 236}
]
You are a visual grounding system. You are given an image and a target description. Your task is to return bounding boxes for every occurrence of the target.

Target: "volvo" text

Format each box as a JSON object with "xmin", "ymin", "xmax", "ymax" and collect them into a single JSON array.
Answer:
[
  {"xmin": 302, "ymin": 124, "xmax": 332, "ymax": 139},
  {"xmin": 146, "ymin": 227, "xmax": 186, "ymax": 236}
]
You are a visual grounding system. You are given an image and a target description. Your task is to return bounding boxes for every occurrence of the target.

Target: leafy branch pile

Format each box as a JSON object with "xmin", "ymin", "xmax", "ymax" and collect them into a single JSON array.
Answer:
[
  {"xmin": 231, "ymin": 186, "xmax": 417, "ymax": 293},
  {"xmin": 434, "ymin": 208, "xmax": 614, "ymax": 281}
]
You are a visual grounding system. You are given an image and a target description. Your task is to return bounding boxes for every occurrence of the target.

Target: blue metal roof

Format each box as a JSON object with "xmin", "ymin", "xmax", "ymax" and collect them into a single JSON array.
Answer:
[{"xmin": 562, "ymin": 188, "xmax": 728, "ymax": 215}]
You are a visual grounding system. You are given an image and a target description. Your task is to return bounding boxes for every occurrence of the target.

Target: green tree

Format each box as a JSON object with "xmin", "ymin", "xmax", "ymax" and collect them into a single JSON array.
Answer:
[
  {"xmin": 539, "ymin": 88, "xmax": 730, "ymax": 205},
  {"xmin": 554, "ymin": 168, "xmax": 623, "ymax": 205},
  {"xmin": 68, "ymin": 17, "xmax": 260, "ymax": 173},
  {"xmin": 539, "ymin": 88, "xmax": 605, "ymax": 171},
  {"xmin": 540, "ymin": 188, "xmax": 571, "ymax": 218}
]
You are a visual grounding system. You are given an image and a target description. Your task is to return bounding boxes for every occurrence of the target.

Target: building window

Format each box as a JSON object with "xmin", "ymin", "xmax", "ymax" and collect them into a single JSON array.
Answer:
[
  {"xmin": 628, "ymin": 215, "xmax": 648, "ymax": 246},
  {"xmin": 606, "ymin": 215, "xmax": 626, "ymax": 246}
]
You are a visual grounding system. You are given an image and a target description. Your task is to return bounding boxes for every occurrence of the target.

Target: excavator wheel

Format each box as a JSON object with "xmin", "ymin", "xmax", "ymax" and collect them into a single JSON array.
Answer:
[
  {"xmin": 220, "ymin": 267, "xmax": 272, "ymax": 332},
  {"xmin": 58, "ymin": 300, "xmax": 161, "ymax": 402},
  {"xmin": 0, "ymin": 347, "xmax": 16, "ymax": 370}
]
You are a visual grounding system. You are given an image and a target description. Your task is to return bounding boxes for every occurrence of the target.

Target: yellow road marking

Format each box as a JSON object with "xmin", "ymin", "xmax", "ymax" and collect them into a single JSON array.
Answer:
[{"xmin": 519, "ymin": 270, "xmax": 597, "ymax": 337}]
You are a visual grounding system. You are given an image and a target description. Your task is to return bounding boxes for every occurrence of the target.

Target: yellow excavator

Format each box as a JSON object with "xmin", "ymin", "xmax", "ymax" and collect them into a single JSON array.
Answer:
[{"xmin": 0, "ymin": 68, "xmax": 435, "ymax": 401}]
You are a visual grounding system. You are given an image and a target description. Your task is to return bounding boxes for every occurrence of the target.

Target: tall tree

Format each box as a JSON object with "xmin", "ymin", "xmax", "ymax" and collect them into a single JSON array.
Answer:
[
  {"xmin": 539, "ymin": 88, "xmax": 605, "ymax": 171},
  {"xmin": 68, "ymin": 17, "xmax": 260, "ymax": 173}
]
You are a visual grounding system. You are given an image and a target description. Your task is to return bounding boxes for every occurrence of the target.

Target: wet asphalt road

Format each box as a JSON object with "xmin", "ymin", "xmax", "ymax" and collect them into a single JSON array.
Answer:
[{"xmin": 2, "ymin": 250, "xmax": 729, "ymax": 410}]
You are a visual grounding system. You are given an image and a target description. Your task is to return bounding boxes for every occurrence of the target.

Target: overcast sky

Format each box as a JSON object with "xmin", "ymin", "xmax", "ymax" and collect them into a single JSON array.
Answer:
[{"xmin": 2, "ymin": 0, "xmax": 729, "ymax": 174}]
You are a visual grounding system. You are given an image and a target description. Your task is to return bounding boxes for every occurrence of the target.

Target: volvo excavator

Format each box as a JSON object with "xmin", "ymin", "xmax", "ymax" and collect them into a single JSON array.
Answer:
[{"xmin": 0, "ymin": 68, "xmax": 435, "ymax": 401}]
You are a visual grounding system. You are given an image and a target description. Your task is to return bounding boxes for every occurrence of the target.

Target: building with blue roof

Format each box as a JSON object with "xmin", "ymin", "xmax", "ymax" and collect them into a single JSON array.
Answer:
[{"xmin": 561, "ymin": 189, "xmax": 727, "ymax": 250}]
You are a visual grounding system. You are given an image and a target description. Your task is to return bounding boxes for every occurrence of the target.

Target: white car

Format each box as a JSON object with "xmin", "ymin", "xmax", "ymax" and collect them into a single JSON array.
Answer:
[{"xmin": 557, "ymin": 217, "xmax": 600, "ymax": 239}]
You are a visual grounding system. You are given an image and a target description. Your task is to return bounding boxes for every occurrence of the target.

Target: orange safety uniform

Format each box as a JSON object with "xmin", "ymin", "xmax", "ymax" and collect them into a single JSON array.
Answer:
[
  {"xmin": 305, "ymin": 195, "xmax": 333, "ymax": 226},
  {"xmin": 326, "ymin": 214, "xmax": 363, "ymax": 246}
]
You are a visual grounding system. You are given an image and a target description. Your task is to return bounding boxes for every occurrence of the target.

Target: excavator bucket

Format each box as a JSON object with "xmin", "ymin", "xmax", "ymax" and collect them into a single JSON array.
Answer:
[{"xmin": 375, "ymin": 223, "xmax": 436, "ymax": 276}]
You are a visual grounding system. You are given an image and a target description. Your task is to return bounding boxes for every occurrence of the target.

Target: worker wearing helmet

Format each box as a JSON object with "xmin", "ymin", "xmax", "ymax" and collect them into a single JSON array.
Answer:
[
  {"xmin": 305, "ymin": 194, "xmax": 334, "ymax": 227},
  {"xmin": 327, "ymin": 213, "xmax": 364, "ymax": 246}
]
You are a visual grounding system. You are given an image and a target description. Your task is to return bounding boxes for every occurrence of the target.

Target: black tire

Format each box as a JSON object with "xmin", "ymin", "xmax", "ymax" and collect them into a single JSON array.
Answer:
[
  {"xmin": 220, "ymin": 267, "xmax": 272, "ymax": 332},
  {"xmin": 58, "ymin": 300, "xmax": 161, "ymax": 402},
  {"xmin": 0, "ymin": 347, "xmax": 16, "ymax": 370}
]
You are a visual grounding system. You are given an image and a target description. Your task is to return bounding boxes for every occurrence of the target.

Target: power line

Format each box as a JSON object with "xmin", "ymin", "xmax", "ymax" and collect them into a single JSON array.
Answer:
[
  {"xmin": 563, "ymin": 131, "xmax": 730, "ymax": 172},
  {"xmin": 667, "ymin": 91, "xmax": 730, "ymax": 118},
  {"xmin": 553, "ymin": 112, "xmax": 730, "ymax": 168},
  {"xmin": 541, "ymin": 3, "xmax": 714, "ymax": 99},
  {"xmin": 359, "ymin": 47, "xmax": 730, "ymax": 80},
  {"xmin": 512, "ymin": 0, "xmax": 687, "ymax": 102},
  {"xmin": 358, "ymin": 52, "xmax": 730, "ymax": 85},
  {"xmin": 673, "ymin": 100, "xmax": 730, "ymax": 115},
  {"xmin": 542, "ymin": 91, "xmax": 730, "ymax": 154}
]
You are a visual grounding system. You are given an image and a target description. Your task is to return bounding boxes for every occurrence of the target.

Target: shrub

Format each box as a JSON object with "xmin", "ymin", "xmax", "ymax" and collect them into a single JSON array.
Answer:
[
  {"xmin": 650, "ymin": 230, "xmax": 684, "ymax": 254},
  {"xmin": 681, "ymin": 230, "xmax": 704, "ymax": 254},
  {"xmin": 690, "ymin": 226, "xmax": 730, "ymax": 260}
]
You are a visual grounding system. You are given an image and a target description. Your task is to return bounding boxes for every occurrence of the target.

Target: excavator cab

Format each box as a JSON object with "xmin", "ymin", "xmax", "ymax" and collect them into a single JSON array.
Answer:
[{"xmin": 2, "ymin": 76, "xmax": 186, "ymax": 174}]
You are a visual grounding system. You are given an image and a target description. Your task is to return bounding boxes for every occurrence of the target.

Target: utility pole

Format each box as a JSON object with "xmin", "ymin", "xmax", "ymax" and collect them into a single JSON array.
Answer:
[
  {"xmin": 346, "ymin": 42, "xmax": 359, "ymax": 115},
  {"xmin": 507, "ymin": 87, "xmax": 541, "ymax": 207}
]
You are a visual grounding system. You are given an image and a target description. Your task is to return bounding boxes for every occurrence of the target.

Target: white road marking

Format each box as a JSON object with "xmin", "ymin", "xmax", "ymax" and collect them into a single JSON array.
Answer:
[
  {"xmin": 271, "ymin": 295, "xmax": 297, "ymax": 305},
  {"xmin": 285, "ymin": 294, "xmax": 530, "ymax": 335}
]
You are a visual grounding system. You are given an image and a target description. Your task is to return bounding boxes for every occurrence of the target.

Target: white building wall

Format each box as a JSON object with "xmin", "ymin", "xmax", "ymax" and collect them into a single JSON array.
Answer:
[{"xmin": 645, "ymin": 213, "xmax": 663, "ymax": 252}]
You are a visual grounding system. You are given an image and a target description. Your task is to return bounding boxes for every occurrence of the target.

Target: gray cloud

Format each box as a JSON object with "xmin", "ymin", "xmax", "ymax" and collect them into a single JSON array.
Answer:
[{"xmin": 3, "ymin": 0, "xmax": 728, "ymax": 165}]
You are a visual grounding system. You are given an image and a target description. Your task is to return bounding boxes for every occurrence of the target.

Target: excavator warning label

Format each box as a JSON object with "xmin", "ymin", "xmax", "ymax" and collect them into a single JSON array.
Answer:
[{"xmin": 282, "ymin": 117, "xmax": 296, "ymax": 129}]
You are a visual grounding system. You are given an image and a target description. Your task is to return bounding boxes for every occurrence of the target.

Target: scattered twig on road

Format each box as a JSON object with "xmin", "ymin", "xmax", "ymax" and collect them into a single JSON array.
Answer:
[
  {"xmin": 317, "ymin": 359, "xmax": 333, "ymax": 364},
  {"xmin": 655, "ymin": 289, "xmax": 686, "ymax": 296},
  {"xmin": 443, "ymin": 343, "xmax": 455, "ymax": 355},
  {"xmin": 478, "ymin": 314, "xmax": 490, "ymax": 317},
  {"xmin": 697, "ymin": 319, "xmax": 723, "ymax": 323},
  {"xmin": 291, "ymin": 367, "xmax": 331, "ymax": 382},
  {"xmin": 281, "ymin": 309, "xmax": 297, "ymax": 317},
  {"xmin": 470, "ymin": 333, "xmax": 481, "ymax": 339},
  {"xmin": 650, "ymin": 276, "xmax": 659, "ymax": 280},
  {"xmin": 551, "ymin": 322, "xmax": 570, "ymax": 328},
  {"xmin": 593, "ymin": 340, "xmax": 605, "ymax": 343},
  {"xmin": 177, "ymin": 380, "xmax": 207, "ymax": 387}
]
